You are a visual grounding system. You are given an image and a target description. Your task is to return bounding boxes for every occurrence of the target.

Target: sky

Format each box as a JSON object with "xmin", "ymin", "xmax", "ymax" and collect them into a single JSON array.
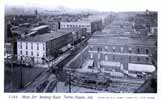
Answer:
[{"xmin": 5, "ymin": 0, "xmax": 160, "ymax": 11}]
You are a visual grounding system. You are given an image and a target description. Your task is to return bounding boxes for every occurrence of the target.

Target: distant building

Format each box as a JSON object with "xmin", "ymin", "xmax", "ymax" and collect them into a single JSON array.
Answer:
[
  {"xmin": 57, "ymin": 28, "xmax": 87, "ymax": 41},
  {"xmin": 40, "ymin": 17, "xmax": 61, "ymax": 31},
  {"xmin": 5, "ymin": 42, "xmax": 14, "ymax": 59},
  {"xmin": 60, "ymin": 18, "xmax": 102, "ymax": 33},
  {"xmin": 87, "ymin": 14, "xmax": 113, "ymax": 28},
  {"xmin": 4, "ymin": 37, "xmax": 17, "ymax": 59},
  {"xmin": 148, "ymin": 27, "xmax": 157, "ymax": 36},
  {"xmin": 134, "ymin": 11, "xmax": 157, "ymax": 36}
]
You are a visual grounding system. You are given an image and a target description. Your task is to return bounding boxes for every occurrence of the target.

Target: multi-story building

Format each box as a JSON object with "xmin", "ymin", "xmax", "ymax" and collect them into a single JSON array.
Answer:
[
  {"xmin": 65, "ymin": 32, "xmax": 156, "ymax": 78},
  {"xmin": 60, "ymin": 18, "xmax": 102, "ymax": 33},
  {"xmin": 87, "ymin": 14, "xmax": 113, "ymax": 28},
  {"xmin": 87, "ymin": 32, "xmax": 156, "ymax": 74},
  {"xmin": 57, "ymin": 28, "xmax": 87, "ymax": 42},
  {"xmin": 17, "ymin": 27, "xmax": 87, "ymax": 65},
  {"xmin": 17, "ymin": 31, "xmax": 73, "ymax": 64}
]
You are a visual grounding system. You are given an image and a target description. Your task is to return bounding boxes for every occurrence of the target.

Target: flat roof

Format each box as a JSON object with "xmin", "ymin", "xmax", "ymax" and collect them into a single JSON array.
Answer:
[
  {"xmin": 88, "ymin": 37, "xmax": 156, "ymax": 46},
  {"xmin": 58, "ymin": 28, "xmax": 86, "ymax": 33},
  {"xmin": 88, "ymin": 32, "xmax": 156, "ymax": 46},
  {"xmin": 30, "ymin": 25, "xmax": 49, "ymax": 31},
  {"xmin": 61, "ymin": 21, "xmax": 90, "ymax": 24},
  {"xmin": 61, "ymin": 18, "xmax": 101, "ymax": 24},
  {"xmin": 18, "ymin": 31, "xmax": 71, "ymax": 42},
  {"xmin": 100, "ymin": 61, "xmax": 121, "ymax": 67}
]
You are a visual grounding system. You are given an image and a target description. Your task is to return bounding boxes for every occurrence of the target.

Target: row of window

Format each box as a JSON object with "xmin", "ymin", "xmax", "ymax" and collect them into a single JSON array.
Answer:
[
  {"xmin": 19, "ymin": 42, "xmax": 45, "ymax": 51},
  {"xmin": 90, "ymin": 53, "xmax": 150, "ymax": 62},
  {"xmin": 89, "ymin": 46, "xmax": 150, "ymax": 54},
  {"xmin": 19, "ymin": 50, "xmax": 45, "ymax": 57},
  {"xmin": 62, "ymin": 24, "xmax": 90, "ymax": 28}
]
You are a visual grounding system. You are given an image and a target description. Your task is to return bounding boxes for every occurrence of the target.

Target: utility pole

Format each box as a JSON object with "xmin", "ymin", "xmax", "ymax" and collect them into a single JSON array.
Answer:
[
  {"xmin": 56, "ymin": 80, "xmax": 58, "ymax": 93},
  {"xmin": 69, "ymin": 73, "xmax": 71, "ymax": 93},
  {"xmin": 11, "ymin": 55, "xmax": 14, "ymax": 91},
  {"xmin": 7, "ymin": 55, "xmax": 13, "ymax": 91},
  {"xmin": 20, "ymin": 56, "xmax": 23, "ymax": 88}
]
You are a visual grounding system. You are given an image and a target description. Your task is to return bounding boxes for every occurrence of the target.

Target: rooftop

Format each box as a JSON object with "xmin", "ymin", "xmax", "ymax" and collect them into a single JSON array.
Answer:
[
  {"xmin": 88, "ymin": 33, "xmax": 156, "ymax": 46},
  {"xmin": 81, "ymin": 17, "xmax": 102, "ymax": 22},
  {"xmin": 57, "ymin": 28, "xmax": 86, "ymax": 33},
  {"xmin": 61, "ymin": 17, "xmax": 101, "ymax": 24},
  {"xmin": 18, "ymin": 31, "xmax": 71, "ymax": 42},
  {"xmin": 30, "ymin": 25, "xmax": 49, "ymax": 31}
]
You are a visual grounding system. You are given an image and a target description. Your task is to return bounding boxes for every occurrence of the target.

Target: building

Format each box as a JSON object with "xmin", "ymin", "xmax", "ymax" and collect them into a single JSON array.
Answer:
[
  {"xmin": 87, "ymin": 32, "xmax": 156, "ymax": 75},
  {"xmin": 64, "ymin": 32, "xmax": 156, "ymax": 78},
  {"xmin": 57, "ymin": 28, "xmax": 87, "ymax": 42},
  {"xmin": 4, "ymin": 37, "xmax": 17, "ymax": 60},
  {"xmin": 60, "ymin": 18, "xmax": 102, "ymax": 33},
  {"xmin": 5, "ymin": 43, "xmax": 14, "ymax": 59},
  {"xmin": 40, "ymin": 16, "xmax": 61, "ymax": 31},
  {"xmin": 17, "ymin": 31, "xmax": 73, "ymax": 64},
  {"xmin": 87, "ymin": 13, "xmax": 113, "ymax": 28},
  {"xmin": 134, "ymin": 11, "xmax": 157, "ymax": 36}
]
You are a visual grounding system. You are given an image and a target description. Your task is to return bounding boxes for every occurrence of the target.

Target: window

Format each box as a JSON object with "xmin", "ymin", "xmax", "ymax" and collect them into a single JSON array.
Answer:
[
  {"xmin": 120, "ymin": 47, "xmax": 124, "ymax": 52},
  {"xmin": 98, "ymin": 47, "xmax": 102, "ymax": 52},
  {"xmin": 90, "ymin": 53, "xmax": 93, "ymax": 59},
  {"xmin": 146, "ymin": 57, "xmax": 149, "ymax": 61},
  {"xmin": 37, "ymin": 43, "xmax": 39, "ymax": 50},
  {"xmin": 20, "ymin": 50, "xmax": 22, "ymax": 55},
  {"xmin": 43, "ymin": 44, "xmax": 45, "ymax": 51},
  {"xmin": 31, "ymin": 43, "xmax": 33, "ymax": 49},
  {"xmin": 137, "ymin": 48, "xmax": 140, "ymax": 53},
  {"xmin": 20, "ymin": 42, "xmax": 22, "ymax": 49},
  {"xmin": 98, "ymin": 47, "xmax": 100, "ymax": 52},
  {"xmin": 146, "ymin": 49, "xmax": 149, "ymax": 54},
  {"xmin": 128, "ymin": 47, "xmax": 132, "ymax": 53},
  {"xmin": 43, "ymin": 52, "xmax": 46, "ymax": 57},
  {"xmin": 89, "ymin": 46, "xmax": 92, "ymax": 50},
  {"xmin": 98, "ymin": 53, "xmax": 101, "ymax": 59},
  {"xmin": 37, "ymin": 52, "xmax": 39, "ymax": 57},
  {"xmin": 129, "ymin": 56, "xmax": 131, "ymax": 62},
  {"xmin": 31, "ymin": 51, "xmax": 33, "ymax": 56},
  {"xmin": 112, "ymin": 47, "xmax": 116, "ymax": 52},
  {"xmin": 105, "ymin": 55, "xmax": 108, "ymax": 61},
  {"xmin": 26, "ymin": 51, "xmax": 28, "ymax": 56},
  {"xmin": 105, "ymin": 46, "xmax": 108, "ymax": 51},
  {"xmin": 113, "ymin": 55, "xmax": 115, "ymax": 60},
  {"xmin": 26, "ymin": 42, "xmax": 28, "ymax": 49},
  {"xmin": 137, "ymin": 57, "xmax": 140, "ymax": 61}
]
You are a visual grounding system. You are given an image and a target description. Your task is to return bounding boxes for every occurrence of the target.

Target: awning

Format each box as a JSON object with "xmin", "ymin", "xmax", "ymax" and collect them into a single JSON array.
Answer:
[
  {"xmin": 59, "ymin": 46, "xmax": 68, "ymax": 52},
  {"xmin": 87, "ymin": 60, "xmax": 94, "ymax": 66},
  {"xmin": 128, "ymin": 63, "xmax": 155, "ymax": 73},
  {"xmin": 82, "ymin": 60, "xmax": 94, "ymax": 69},
  {"xmin": 100, "ymin": 61, "xmax": 121, "ymax": 67},
  {"xmin": 110, "ymin": 72, "xmax": 124, "ymax": 77}
]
